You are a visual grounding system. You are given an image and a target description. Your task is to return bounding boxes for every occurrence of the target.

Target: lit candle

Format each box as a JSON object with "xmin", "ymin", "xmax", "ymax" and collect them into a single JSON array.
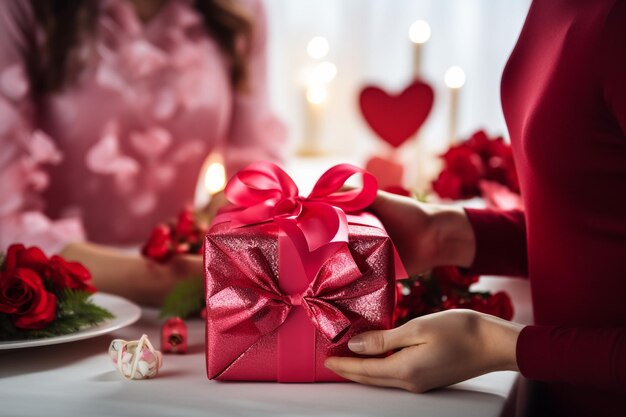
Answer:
[
  {"xmin": 307, "ymin": 36, "xmax": 329, "ymax": 60},
  {"xmin": 299, "ymin": 37, "xmax": 336, "ymax": 156},
  {"xmin": 301, "ymin": 83, "xmax": 326, "ymax": 155},
  {"xmin": 194, "ymin": 151, "xmax": 226, "ymax": 208},
  {"xmin": 408, "ymin": 20, "xmax": 431, "ymax": 79},
  {"xmin": 444, "ymin": 66, "xmax": 466, "ymax": 145}
]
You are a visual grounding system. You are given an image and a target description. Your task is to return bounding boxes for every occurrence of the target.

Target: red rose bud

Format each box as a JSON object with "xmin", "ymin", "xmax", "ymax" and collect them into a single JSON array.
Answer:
[
  {"xmin": 174, "ymin": 209, "xmax": 195, "ymax": 238},
  {"xmin": 465, "ymin": 130, "xmax": 491, "ymax": 154},
  {"xmin": 0, "ymin": 267, "xmax": 57, "ymax": 330},
  {"xmin": 432, "ymin": 170, "xmax": 463, "ymax": 200},
  {"xmin": 142, "ymin": 224, "xmax": 173, "ymax": 262},
  {"xmin": 161, "ymin": 317, "xmax": 187, "ymax": 354},
  {"xmin": 441, "ymin": 146, "xmax": 485, "ymax": 188},
  {"xmin": 47, "ymin": 255, "xmax": 97, "ymax": 293},
  {"xmin": 2, "ymin": 244, "xmax": 49, "ymax": 275}
]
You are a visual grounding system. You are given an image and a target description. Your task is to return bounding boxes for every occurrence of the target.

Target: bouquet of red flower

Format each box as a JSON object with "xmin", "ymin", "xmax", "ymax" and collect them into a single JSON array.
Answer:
[
  {"xmin": 141, "ymin": 208, "xmax": 209, "ymax": 263},
  {"xmin": 0, "ymin": 244, "xmax": 113, "ymax": 340},
  {"xmin": 432, "ymin": 130, "xmax": 520, "ymax": 200},
  {"xmin": 141, "ymin": 208, "xmax": 209, "ymax": 318},
  {"xmin": 395, "ymin": 266, "xmax": 513, "ymax": 326}
]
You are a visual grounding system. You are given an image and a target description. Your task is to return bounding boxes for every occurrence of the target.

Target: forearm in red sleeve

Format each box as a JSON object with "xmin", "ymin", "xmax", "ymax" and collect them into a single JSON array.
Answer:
[
  {"xmin": 517, "ymin": 325, "xmax": 626, "ymax": 390},
  {"xmin": 463, "ymin": 208, "xmax": 528, "ymax": 277}
]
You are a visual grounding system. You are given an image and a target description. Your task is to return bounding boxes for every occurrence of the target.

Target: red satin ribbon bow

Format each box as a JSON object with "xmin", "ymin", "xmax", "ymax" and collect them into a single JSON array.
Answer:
[
  {"xmin": 224, "ymin": 162, "xmax": 378, "ymax": 252},
  {"xmin": 208, "ymin": 245, "xmax": 375, "ymax": 342}
]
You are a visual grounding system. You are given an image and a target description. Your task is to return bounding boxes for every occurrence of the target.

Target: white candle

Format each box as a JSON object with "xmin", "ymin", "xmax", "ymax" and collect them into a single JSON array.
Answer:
[
  {"xmin": 444, "ymin": 66, "xmax": 466, "ymax": 145},
  {"xmin": 194, "ymin": 151, "xmax": 226, "ymax": 208},
  {"xmin": 408, "ymin": 20, "xmax": 431, "ymax": 79},
  {"xmin": 298, "ymin": 56, "xmax": 336, "ymax": 156}
]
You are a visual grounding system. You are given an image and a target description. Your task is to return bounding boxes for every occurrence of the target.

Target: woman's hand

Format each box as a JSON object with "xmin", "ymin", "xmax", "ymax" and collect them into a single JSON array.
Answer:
[
  {"xmin": 369, "ymin": 191, "xmax": 477, "ymax": 275},
  {"xmin": 325, "ymin": 310, "xmax": 523, "ymax": 393},
  {"xmin": 61, "ymin": 242, "xmax": 203, "ymax": 306}
]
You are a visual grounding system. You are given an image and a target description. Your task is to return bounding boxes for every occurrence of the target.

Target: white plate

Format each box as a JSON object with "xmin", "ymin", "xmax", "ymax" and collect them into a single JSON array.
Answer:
[{"xmin": 0, "ymin": 292, "xmax": 141, "ymax": 350}]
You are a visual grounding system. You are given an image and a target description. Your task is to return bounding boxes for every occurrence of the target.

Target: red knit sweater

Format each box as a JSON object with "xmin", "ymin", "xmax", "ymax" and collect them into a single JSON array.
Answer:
[{"xmin": 465, "ymin": 1, "xmax": 626, "ymax": 415}]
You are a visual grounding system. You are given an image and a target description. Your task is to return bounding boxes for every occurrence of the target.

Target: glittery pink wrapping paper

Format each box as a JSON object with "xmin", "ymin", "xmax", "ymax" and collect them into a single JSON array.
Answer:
[{"xmin": 204, "ymin": 219, "xmax": 397, "ymax": 382}]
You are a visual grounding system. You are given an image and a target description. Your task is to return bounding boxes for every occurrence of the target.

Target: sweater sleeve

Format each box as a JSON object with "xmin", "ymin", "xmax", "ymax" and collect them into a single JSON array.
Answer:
[
  {"xmin": 222, "ymin": 0, "xmax": 286, "ymax": 177},
  {"xmin": 463, "ymin": 208, "xmax": 528, "ymax": 277},
  {"xmin": 599, "ymin": 0, "xmax": 626, "ymax": 136},
  {"xmin": 0, "ymin": 1, "xmax": 85, "ymax": 255},
  {"xmin": 517, "ymin": 326, "xmax": 626, "ymax": 390}
]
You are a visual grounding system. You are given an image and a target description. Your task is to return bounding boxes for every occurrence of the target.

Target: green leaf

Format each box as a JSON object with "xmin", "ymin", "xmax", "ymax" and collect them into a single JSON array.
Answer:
[
  {"xmin": 0, "ymin": 290, "xmax": 115, "ymax": 341},
  {"xmin": 0, "ymin": 251, "xmax": 5, "ymax": 270},
  {"xmin": 159, "ymin": 276, "xmax": 204, "ymax": 319}
]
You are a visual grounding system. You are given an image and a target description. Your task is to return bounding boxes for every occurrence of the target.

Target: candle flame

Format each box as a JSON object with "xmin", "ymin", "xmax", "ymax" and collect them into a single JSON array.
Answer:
[
  {"xmin": 444, "ymin": 66, "xmax": 466, "ymax": 89},
  {"xmin": 204, "ymin": 158, "xmax": 226, "ymax": 195},
  {"xmin": 307, "ymin": 36, "xmax": 329, "ymax": 59},
  {"xmin": 409, "ymin": 20, "xmax": 431, "ymax": 44}
]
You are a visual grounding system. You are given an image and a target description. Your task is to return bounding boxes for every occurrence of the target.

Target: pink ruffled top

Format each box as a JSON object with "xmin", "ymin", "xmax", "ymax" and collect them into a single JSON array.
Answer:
[{"xmin": 0, "ymin": 0, "xmax": 285, "ymax": 254}]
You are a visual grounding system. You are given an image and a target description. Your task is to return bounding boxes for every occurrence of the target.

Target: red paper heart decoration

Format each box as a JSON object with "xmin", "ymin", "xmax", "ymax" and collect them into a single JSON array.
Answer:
[{"xmin": 359, "ymin": 80, "xmax": 434, "ymax": 148}]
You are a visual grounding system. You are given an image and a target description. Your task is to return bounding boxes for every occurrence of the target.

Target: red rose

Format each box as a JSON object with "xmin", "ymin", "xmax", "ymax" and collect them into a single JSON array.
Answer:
[
  {"xmin": 441, "ymin": 146, "xmax": 485, "ymax": 187},
  {"xmin": 483, "ymin": 292, "xmax": 514, "ymax": 320},
  {"xmin": 434, "ymin": 145, "xmax": 485, "ymax": 199},
  {"xmin": 433, "ymin": 266, "xmax": 479, "ymax": 291},
  {"xmin": 0, "ymin": 268, "xmax": 57, "ymax": 330},
  {"xmin": 174, "ymin": 209, "xmax": 195, "ymax": 238},
  {"xmin": 432, "ymin": 170, "xmax": 463, "ymax": 199},
  {"xmin": 465, "ymin": 130, "xmax": 490, "ymax": 149},
  {"xmin": 46, "ymin": 255, "xmax": 97, "ymax": 293},
  {"xmin": 141, "ymin": 224, "xmax": 173, "ymax": 262},
  {"xmin": 3, "ymin": 244, "xmax": 48, "ymax": 276}
]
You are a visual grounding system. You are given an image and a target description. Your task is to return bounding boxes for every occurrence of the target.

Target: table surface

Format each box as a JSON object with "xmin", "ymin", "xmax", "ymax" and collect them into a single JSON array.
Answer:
[
  {"xmin": 0, "ymin": 304, "xmax": 521, "ymax": 417},
  {"xmin": 1, "ymin": 158, "xmax": 531, "ymax": 417}
]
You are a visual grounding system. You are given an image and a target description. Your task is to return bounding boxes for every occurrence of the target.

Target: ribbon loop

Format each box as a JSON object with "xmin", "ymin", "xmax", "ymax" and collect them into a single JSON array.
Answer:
[{"xmin": 224, "ymin": 162, "xmax": 378, "ymax": 252}]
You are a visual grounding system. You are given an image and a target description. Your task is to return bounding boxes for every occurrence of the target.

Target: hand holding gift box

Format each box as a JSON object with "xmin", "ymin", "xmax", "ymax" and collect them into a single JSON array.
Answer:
[{"xmin": 204, "ymin": 162, "xmax": 406, "ymax": 382}]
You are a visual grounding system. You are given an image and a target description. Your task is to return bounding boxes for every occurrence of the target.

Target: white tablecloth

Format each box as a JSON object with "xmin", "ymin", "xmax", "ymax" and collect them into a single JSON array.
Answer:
[{"xmin": 0, "ymin": 306, "xmax": 520, "ymax": 417}]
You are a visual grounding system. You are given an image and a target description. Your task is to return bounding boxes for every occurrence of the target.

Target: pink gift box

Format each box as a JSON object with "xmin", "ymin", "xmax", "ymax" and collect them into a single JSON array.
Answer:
[
  {"xmin": 205, "ymin": 214, "xmax": 399, "ymax": 382},
  {"xmin": 203, "ymin": 162, "xmax": 405, "ymax": 382}
]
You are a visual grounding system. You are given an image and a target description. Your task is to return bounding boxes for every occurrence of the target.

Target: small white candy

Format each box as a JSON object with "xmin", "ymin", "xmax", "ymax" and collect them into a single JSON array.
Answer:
[{"xmin": 137, "ymin": 360, "xmax": 150, "ymax": 376}]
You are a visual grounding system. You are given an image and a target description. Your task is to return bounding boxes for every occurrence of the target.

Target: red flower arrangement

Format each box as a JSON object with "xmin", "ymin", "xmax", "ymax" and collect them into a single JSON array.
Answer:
[
  {"xmin": 141, "ymin": 208, "xmax": 209, "ymax": 318},
  {"xmin": 142, "ymin": 208, "xmax": 209, "ymax": 263},
  {"xmin": 0, "ymin": 244, "xmax": 112, "ymax": 339},
  {"xmin": 432, "ymin": 130, "xmax": 520, "ymax": 200},
  {"xmin": 394, "ymin": 266, "xmax": 513, "ymax": 326}
]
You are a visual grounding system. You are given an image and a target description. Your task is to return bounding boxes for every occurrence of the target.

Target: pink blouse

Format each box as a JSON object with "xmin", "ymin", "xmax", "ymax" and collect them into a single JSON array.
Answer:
[{"xmin": 0, "ymin": 0, "xmax": 285, "ymax": 254}]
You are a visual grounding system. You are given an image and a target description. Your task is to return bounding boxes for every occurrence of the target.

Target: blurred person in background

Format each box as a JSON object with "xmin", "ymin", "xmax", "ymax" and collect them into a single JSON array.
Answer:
[{"xmin": 0, "ymin": 0, "xmax": 284, "ymax": 305}]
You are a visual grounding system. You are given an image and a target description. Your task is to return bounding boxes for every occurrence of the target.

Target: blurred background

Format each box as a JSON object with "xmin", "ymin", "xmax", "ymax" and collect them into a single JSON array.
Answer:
[{"xmin": 264, "ymin": 0, "xmax": 531, "ymax": 159}]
